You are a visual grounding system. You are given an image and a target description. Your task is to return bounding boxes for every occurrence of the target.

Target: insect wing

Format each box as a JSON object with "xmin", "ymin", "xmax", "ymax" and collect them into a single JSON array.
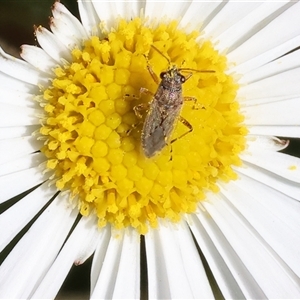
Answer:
[{"xmin": 142, "ymin": 99, "xmax": 180, "ymax": 157}]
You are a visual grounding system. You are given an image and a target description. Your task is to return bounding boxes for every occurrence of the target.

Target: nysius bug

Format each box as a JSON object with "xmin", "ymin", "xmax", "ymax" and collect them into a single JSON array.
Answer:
[{"xmin": 135, "ymin": 46, "xmax": 215, "ymax": 158}]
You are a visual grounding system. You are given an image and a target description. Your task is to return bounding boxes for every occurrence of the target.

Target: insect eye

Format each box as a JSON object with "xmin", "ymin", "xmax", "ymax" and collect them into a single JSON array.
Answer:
[
  {"xmin": 160, "ymin": 72, "xmax": 167, "ymax": 79},
  {"xmin": 180, "ymin": 75, "xmax": 186, "ymax": 83}
]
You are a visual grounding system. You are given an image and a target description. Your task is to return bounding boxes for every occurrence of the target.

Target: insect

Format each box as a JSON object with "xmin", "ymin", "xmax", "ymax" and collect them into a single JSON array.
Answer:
[{"xmin": 135, "ymin": 45, "xmax": 215, "ymax": 158}]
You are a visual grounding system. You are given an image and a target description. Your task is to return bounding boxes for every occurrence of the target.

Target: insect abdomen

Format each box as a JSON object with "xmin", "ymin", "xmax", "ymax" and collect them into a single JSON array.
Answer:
[
  {"xmin": 141, "ymin": 105, "xmax": 179, "ymax": 157},
  {"xmin": 142, "ymin": 124, "xmax": 166, "ymax": 157}
]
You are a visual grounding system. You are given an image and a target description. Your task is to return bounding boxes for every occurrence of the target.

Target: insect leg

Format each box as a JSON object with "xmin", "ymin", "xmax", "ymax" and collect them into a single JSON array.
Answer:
[
  {"xmin": 143, "ymin": 54, "xmax": 160, "ymax": 84},
  {"xmin": 167, "ymin": 117, "xmax": 192, "ymax": 161},
  {"xmin": 134, "ymin": 102, "xmax": 149, "ymax": 119},
  {"xmin": 123, "ymin": 93, "xmax": 139, "ymax": 102},
  {"xmin": 131, "ymin": 86, "xmax": 155, "ymax": 118},
  {"xmin": 147, "ymin": 64, "xmax": 160, "ymax": 84},
  {"xmin": 183, "ymin": 72, "xmax": 193, "ymax": 81},
  {"xmin": 124, "ymin": 87, "xmax": 154, "ymax": 100},
  {"xmin": 122, "ymin": 102, "xmax": 150, "ymax": 135},
  {"xmin": 140, "ymin": 87, "xmax": 155, "ymax": 97},
  {"xmin": 170, "ymin": 116, "xmax": 193, "ymax": 144},
  {"xmin": 123, "ymin": 91, "xmax": 150, "ymax": 134},
  {"xmin": 124, "ymin": 103, "xmax": 149, "ymax": 136},
  {"xmin": 183, "ymin": 96, "xmax": 205, "ymax": 110}
]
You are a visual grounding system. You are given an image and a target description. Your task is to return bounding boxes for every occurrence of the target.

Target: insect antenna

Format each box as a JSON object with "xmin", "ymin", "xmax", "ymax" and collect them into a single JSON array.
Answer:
[
  {"xmin": 151, "ymin": 46, "xmax": 215, "ymax": 74},
  {"xmin": 179, "ymin": 67, "xmax": 215, "ymax": 74},
  {"xmin": 150, "ymin": 45, "xmax": 171, "ymax": 65}
]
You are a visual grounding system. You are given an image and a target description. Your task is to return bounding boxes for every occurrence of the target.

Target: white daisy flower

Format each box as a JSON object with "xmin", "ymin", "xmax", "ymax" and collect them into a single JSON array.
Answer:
[{"xmin": 1, "ymin": 0, "xmax": 300, "ymax": 299}]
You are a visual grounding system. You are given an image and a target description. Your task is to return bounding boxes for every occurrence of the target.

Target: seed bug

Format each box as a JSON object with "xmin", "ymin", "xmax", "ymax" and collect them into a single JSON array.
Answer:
[{"xmin": 136, "ymin": 45, "xmax": 215, "ymax": 158}]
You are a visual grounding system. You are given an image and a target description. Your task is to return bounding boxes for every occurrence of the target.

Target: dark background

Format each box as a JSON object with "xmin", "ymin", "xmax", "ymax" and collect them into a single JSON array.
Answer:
[
  {"xmin": 0, "ymin": 1, "xmax": 299, "ymax": 299},
  {"xmin": 0, "ymin": 0, "xmax": 79, "ymax": 56}
]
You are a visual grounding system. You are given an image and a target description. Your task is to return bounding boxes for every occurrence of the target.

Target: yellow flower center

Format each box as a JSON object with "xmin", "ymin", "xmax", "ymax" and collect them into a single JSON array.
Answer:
[{"xmin": 40, "ymin": 18, "xmax": 246, "ymax": 234}]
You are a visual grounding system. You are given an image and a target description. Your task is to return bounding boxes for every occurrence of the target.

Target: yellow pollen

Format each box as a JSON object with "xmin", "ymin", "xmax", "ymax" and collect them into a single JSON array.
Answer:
[
  {"xmin": 288, "ymin": 165, "xmax": 297, "ymax": 171},
  {"xmin": 40, "ymin": 18, "xmax": 246, "ymax": 234}
]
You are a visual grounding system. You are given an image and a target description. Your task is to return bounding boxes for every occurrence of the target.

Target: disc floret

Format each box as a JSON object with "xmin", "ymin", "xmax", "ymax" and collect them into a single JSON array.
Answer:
[{"xmin": 40, "ymin": 18, "xmax": 246, "ymax": 234}]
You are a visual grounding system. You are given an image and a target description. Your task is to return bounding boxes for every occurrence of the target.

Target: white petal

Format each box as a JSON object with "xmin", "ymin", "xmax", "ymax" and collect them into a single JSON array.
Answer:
[
  {"xmin": 145, "ymin": 0, "xmax": 190, "ymax": 22},
  {"xmin": 112, "ymin": 228, "xmax": 140, "ymax": 299},
  {"xmin": 0, "ymin": 182, "xmax": 57, "ymax": 252},
  {"xmin": 231, "ymin": 170, "xmax": 300, "ymax": 232},
  {"xmin": 35, "ymin": 26, "xmax": 72, "ymax": 63},
  {"xmin": 51, "ymin": 1, "xmax": 73, "ymax": 16},
  {"xmin": 78, "ymin": 0, "xmax": 101, "ymax": 37},
  {"xmin": 0, "ymin": 152, "xmax": 45, "ymax": 177},
  {"xmin": 145, "ymin": 220, "xmax": 213, "ymax": 299},
  {"xmin": 91, "ymin": 229, "xmax": 124, "ymax": 299},
  {"xmin": 50, "ymin": 4, "xmax": 89, "ymax": 50},
  {"xmin": 31, "ymin": 215, "xmax": 101, "ymax": 299},
  {"xmin": 212, "ymin": 2, "xmax": 293, "ymax": 53},
  {"xmin": 50, "ymin": 18, "xmax": 83, "ymax": 50},
  {"xmin": 220, "ymin": 178, "xmax": 300, "ymax": 279},
  {"xmin": 91, "ymin": 228, "xmax": 140, "ymax": 299},
  {"xmin": 203, "ymin": 192, "xmax": 300, "ymax": 298},
  {"xmin": 92, "ymin": 2, "xmax": 119, "ymax": 30},
  {"xmin": 105, "ymin": 0, "xmax": 142, "ymax": 20},
  {"xmin": 242, "ymin": 91, "xmax": 299, "ymax": 110},
  {"xmin": 20, "ymin": 45, "xmax": 57, "ymax": 74},
  {"xmin": 227, "ymin": 2, "xmax": 300, "ymax": 65},
  {"xmin": 0, "ymin": 71, "xmax": 38, "ymax": 94},
  {"xmin": 247, "ymin": 125, "xmax": 300, "ymax": 138},
  {"xmin": 231, "ymin": 35, "xmax": 300, "ymax": 75},
  {"xmin": 172, "ymin": 220, "xmax": 214, "ymax": 299},
  {"xmin": 180, "ymin": 1, "xmax": 223, "ymax": 33},
  {"xmin": 90, "ymin": 226, "xmax": 111, "ymax": 294},
  {"xmin": 0, "ymin": 136, "xmax": 42, "ymax": 165},
  {"xmin": 240, "ymin": 149, "xmax": 300, "ymax": 183},
  {"xmin": 203, "ymin": 1, "xmax": 263, "ymax": 43},
  {"xmin": 0, "ymin": 103, "xmax": 40, "ymax": 127},
  {"xmin": 0, "ymin": 47, "xmax": 49, "ymax": 86},
  {"xmin": 0, "ymin": 166, "xmax": 48, "ymax": 203},
  {"xmin": 246, "ymin": 135, "xmax": 289, "ymax": 152},
  {"xmin": 234, "ymin": 163, "xmax": 300, "ymax": 201},
  {"xmin": 239, "ymin": 68, "xmax": 300, "ymax": 101},
  {"xmin": 242, "ymin": 97, "xmax": 300, "ymax": 126},
  {"xmin": 144, "ymin": 226, "xmax": 170, "ymax": 299},
  {"xmin": 74, "ymin": 219, "xmax": 103, "ymax": 266},
  {"xmin": 0, "ymin": 194, "xmax": 78, "ymax": 299},
  {"xmin": 192, "ymin": 203, "xmax": 266, "ymax": 299},
  {"xmin": 239, "ymin": 48, "xmax": 300, "ymax": 85},
  {"xmin": 188, "ymin": 214, "xmax": 246, "ymax": 299},
  {"xmin": 52, "ymin": 2, "xmax": 88, "ymax": 41},
  {"xmin": 0, "ymin": 126, "xmax": 39, "ymax": 140},
  {"xmin": 0, "ymin": 88, "xmax": 38, "ymax": 108},
  {"xmin": 91, "ymin": 0, "xmax": 143, "ymax": 30}
]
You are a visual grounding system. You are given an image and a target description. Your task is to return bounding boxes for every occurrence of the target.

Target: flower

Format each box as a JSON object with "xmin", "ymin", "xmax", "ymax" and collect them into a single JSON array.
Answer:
[{"xmin": 1, "ymin": 0, "xmax": 300, "ymax": 299}]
